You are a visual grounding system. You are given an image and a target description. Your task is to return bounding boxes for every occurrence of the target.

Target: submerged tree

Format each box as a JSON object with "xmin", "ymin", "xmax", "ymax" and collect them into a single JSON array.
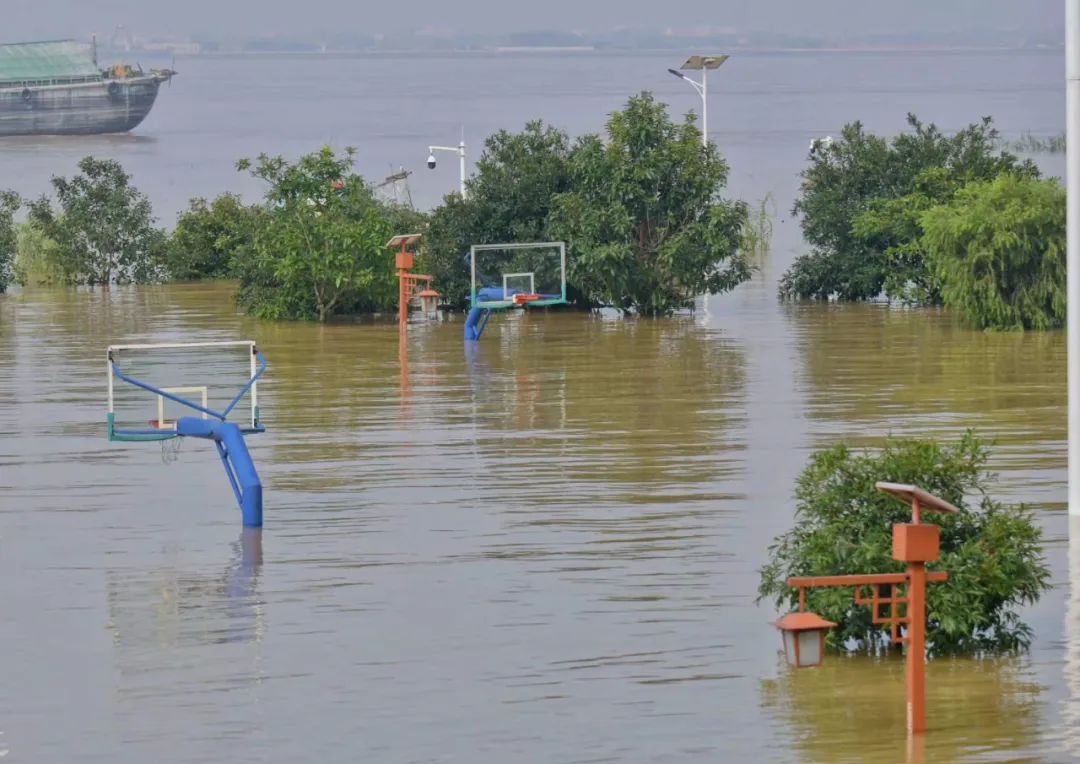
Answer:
[
  {"xmin": 166, "ymin": 193, "xmax": 263, "ymax": 282},
  {"xmin": 0, "ymin": 190, "xmax": 19, "ymax": 293},
  {"xmin": 758, "ymin": 432, "xmax": 1050, "ymax": 656},
  {"xmin": 234, "ymin": 147, "xmax": 396, "ymax": 322},
  {"xmin": 921, "ymin": 174, "xmax": 1066, "ymax": 331},
  {"xmin": 779, "ymin": 115, "xmax": 1037, "ymax": 302},
  {"xmin": 27, "ymin": 156, "xmax": 166, "ymax": 286},
  {"xmin": 425, "ymin": 120, "xmax": 573, "ymax": 308},
  {"xmin": 13, "ymin": 220, "xmax": 66, "ymax": 287},
  {"xmin": 551, "ymin": 92, "xmax": 749, "ymax": 315}
]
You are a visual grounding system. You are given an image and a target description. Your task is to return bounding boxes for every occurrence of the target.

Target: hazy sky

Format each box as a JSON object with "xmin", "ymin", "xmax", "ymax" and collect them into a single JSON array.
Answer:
[{"xmin": 3, "ymin": 0, "xmax": 1063, "ymax": 40}]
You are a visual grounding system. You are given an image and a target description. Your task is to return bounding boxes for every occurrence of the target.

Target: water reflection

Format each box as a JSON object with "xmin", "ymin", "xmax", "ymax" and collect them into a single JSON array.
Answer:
[
  {"xmin": 106, "ymin": 528, "xmax": 265, "ymax": 659},
  {"xmin": 760, "ymin": 655, "xmax": 1046, "ymax": 763},
  {"xmin": 788, "ymin": 303, "xmax": 1064, "ymax": 443},
  {"xmin": 1, "ymin": 280, "xmax": 1072, "ymax": 761}
]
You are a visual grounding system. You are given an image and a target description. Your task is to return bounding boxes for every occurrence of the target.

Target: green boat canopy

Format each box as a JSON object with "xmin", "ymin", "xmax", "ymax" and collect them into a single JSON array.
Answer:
[{"xmin": 0, "ymin": 40, "xmax": 100, "ymax": 85}]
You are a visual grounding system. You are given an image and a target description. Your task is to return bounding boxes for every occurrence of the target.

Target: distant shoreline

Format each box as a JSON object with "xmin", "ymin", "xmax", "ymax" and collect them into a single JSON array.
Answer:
[{"xmin": 111, "ymin": 44, "xmax": 1063, "ymax": 59}]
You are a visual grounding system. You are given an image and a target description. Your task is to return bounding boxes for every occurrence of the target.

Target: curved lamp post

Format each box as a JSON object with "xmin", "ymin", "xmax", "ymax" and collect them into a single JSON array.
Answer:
[
  {"xmin": 667, "ymin": 54, "xmax": 729, "ymax": 148},
  {"xmin": 427, "ymin": 139, "xmax": 467, "ymax": 198},
  {"xmin": 771, "ymin": 482, "xmax": 957, "ymax": 737}
]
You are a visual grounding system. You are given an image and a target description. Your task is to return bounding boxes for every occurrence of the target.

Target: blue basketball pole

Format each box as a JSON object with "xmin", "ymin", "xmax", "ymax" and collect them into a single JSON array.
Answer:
[
  {"xmin": 108, "ymin": 341, "xmax": 268, "ymax": 529},
  {"xmin": 175, "ymin": 417, "xmax": 263, "ymax": 527}
]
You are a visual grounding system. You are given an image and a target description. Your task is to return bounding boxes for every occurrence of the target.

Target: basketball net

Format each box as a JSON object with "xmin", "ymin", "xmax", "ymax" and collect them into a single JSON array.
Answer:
[{"xmin": 161, "ymin": 436, "xmax": 183, "ymax": 464}]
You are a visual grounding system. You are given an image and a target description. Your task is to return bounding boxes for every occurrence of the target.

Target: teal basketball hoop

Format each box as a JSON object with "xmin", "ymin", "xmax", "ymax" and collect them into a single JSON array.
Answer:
[
  {"xmin": 465, "ymin": 241, "xmax": 567, "ymax": 340},
  {"xmin": 106, "ymin": 340, "xmax": 268, "ymax": 527}
]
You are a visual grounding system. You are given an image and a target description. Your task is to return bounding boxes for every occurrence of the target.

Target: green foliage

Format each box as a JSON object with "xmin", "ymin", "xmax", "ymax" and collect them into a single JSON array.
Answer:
[
  {"xmin": 234, "ymin": 147, "xmax": 397, "ymax": 322},
  {"xmin": 0, "ymin": 190, "xmax": 19, "ymax": 292},
  {"xmin": 742, "ymin": 193, "xmax": 775, "ymax": 266},
  {"xmin": 167, "ymin": 194, "xmax": 262, "ymax": 281},
  {"xmin": 550, "ymin": 92, "xmax": 749, "ymax": 315},
  {"xmin": 758, "ymin": 433, "xmax": 1050, "ymax": 656},
  {"xmin": 27, "ymin": 156, "xmax": 166, "ymax": 286},
  {"xmin": 13, "ymin": 220, "xmax": 68, "ymax": 286},
  {"xmin": 850, "ymin": 167, "xmax": 959, "ymax": 305},
  {"xmin": 921, "ymin": 175, "xmax": 1066, "ymax": 331},
  {"xmin": 424, "ymin": 120, "xmax": 572, "ymax": 308},
  {"xmin": 780, "ymin": 115, "xmax": 1037, "ymax": 302}
]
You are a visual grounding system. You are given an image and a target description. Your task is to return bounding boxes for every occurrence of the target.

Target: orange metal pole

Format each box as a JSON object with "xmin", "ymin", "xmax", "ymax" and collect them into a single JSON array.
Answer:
[
  {"xmin": 399, "ymin": 268, "xmax": 406, "ymax": 333},
  {"xmin": 906, "ymin": 560, "xmax": 927, "ymax": 735},
  {"xmin": 788, "ymin": 572, "xmax": 947, "ymax": 588}
]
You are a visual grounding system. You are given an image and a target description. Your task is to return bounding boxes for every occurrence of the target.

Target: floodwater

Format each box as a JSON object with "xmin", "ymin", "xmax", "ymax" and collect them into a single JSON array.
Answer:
[
  {"xmin": 1, "ymin": 280, "xmax": 1076, "ymax": 763},
  {"xmin": 0, "ymin": 49, "xmax": 1076, "ymax": 762}
]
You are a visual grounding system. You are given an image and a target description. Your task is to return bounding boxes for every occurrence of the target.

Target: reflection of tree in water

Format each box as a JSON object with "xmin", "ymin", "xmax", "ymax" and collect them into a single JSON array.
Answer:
[
  {"xmin": 760, "ymin": 655, "xmax": 1046, "ymax": 763},
  {"xmin": 787, "ymin": 302, "xmax": 1064, "ymax": 444},
  {"xmin": 106, "ymin": 529, "xmax": 265, "ymax": 666}
]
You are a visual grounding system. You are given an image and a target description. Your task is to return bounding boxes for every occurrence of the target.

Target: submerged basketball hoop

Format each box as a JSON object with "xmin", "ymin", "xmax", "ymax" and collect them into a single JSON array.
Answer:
[
  {"xmin": 464, "ymin": 241, "xmax": 567, "ymax": 341},
  {"xmin": 106, "ymin": 340, "xmax": 268, "ymax": 527}
]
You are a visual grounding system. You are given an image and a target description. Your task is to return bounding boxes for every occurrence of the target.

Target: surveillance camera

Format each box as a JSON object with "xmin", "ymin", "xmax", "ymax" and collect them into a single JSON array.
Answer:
[{"xmin": 427, "ymin": 154, "xmax": 437, "ymax": 170}]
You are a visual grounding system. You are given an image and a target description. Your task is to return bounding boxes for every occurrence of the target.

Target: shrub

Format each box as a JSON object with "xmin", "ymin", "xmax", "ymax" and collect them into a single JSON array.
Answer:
[{"xmin": 758, "ymin": 432, "xmax": 1050, "ymax": 656}]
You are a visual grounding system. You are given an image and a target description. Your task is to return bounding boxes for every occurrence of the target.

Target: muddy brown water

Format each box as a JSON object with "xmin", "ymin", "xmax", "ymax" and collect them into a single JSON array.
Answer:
[
  {"xmin": 0, "ymin": 277, "xmax": 1076, "ymax": 763},
  {"xmin": 0, "ymin": 46, "xmax": 1072, "ymax": 763}
]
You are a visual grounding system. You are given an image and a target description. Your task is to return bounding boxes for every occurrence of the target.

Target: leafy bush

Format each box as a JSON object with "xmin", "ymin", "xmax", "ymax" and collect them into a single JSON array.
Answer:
[
  {"xmin": 921, "ymin": 175, "xmax": 1065, "ymax": 331},
  {"xmin": 167, "ymin": 194, "xmax": 262, "ymax": 281},
  {"xmin": 551, "ymin": 92, "xmax": 749, "ymax": 315},
  {"xmin": 27, "ymin": 156, "xmax": 166, "ymax": 286},
  {"xmin": 758, "ymin": 432, "xmax": 1050, "ymax": 656},
  {"xmin": 779, "ymin": 115, "xmax": 1037, "ymax": 302}
]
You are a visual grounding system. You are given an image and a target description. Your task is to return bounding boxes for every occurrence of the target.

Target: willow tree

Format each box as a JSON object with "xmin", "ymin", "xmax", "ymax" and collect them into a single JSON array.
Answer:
[
  {"xmin": 759, "ymin": 433, "xmax": 1050, "ymax": 655},
  {"xmin": 921, "ymin": 175, "xmax": 1065, "ymax": 331},
  {"xmin": 550, "ymin": 92, "xmax": 749, "ymax": 316}
]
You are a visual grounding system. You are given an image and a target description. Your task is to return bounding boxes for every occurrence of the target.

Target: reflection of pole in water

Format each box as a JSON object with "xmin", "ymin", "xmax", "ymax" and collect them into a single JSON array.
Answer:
[
  {"xmin": 399, "ymin": 334, "xmax": 412, "ymax": 420},
  {"xmin": 905, "ymin": 729, "xmax": 925, "ymax": 764},
  {"xmin": 223, "ymin": 527, "xmax": 265, "ymax": 644},
  {"xmin": 1065, "ymin": 517, "xmax": 1080, "ymax": 758}
]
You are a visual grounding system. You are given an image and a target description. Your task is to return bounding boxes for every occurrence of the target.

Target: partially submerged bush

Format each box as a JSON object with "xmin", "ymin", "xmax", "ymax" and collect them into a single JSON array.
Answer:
[{"xmin": 758, "ymin": 432, "xmax": 1050, "ymax": 656}]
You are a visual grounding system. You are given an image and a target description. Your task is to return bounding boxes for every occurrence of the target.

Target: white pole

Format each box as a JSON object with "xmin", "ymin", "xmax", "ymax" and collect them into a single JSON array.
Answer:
[
  {"xmin": 458, "ymin": 140, "xmax": 467, "ymax": 199},
  {"xmin": 701, "ymin": 67, "xmax": 708, "ymax": 148},
  {"xmin": 250, "ymin": 345, "xmax": 258, "ymax": 429},
  {"xmin": 1069, "ymin": 0, "xmax": 1080, "ymax": 516}
]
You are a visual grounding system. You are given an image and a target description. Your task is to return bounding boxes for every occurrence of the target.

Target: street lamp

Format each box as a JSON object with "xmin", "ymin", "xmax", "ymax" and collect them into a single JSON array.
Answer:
[
  {"xmin": 772, "ymin": 482, "xmax": 959, "ymax": 737},
  {"xmin": 427, "ymin": 139, "xmax": 467, "ymax": 198},
  {"xmin": 773, "ymin": 611, "xmax": 836, "ymax": 668},
  {"xmin": 667, "ymin": 54, "xmax": 729, "ymax": 148}
]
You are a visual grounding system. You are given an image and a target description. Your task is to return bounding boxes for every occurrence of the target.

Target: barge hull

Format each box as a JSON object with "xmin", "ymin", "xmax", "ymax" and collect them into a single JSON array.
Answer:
[{"xmin": 0, "ymin": 78, "xmax": 162, "ymax": 136}]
